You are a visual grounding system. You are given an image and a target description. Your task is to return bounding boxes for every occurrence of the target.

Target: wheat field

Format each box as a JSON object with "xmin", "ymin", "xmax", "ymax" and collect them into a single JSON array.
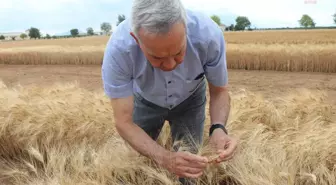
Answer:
[
  {"xmin": 1, "ymin": 29, "xmax": 336, "ymax": 72},
  {"xmin": 0, "ymin": 28, "xmax": 335, "ymax": 185},
  {"xmin": 0, "ymin": 80, "xmax": 335, "ymax": 185}
]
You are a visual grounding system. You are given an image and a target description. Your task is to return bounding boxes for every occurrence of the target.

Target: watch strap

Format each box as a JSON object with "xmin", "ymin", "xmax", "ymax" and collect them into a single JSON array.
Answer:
[{"xmin": 209, "ymin": 123, "xmax": 228, "ymax": 136}]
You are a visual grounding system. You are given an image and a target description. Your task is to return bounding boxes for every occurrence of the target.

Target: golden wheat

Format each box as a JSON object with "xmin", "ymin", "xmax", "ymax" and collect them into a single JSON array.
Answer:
[
  {"xmin": 224, "ymin": 29, "xmax": 336, "ymax": 44},
  {"xmin": 226, "ymin": 43, "xmax": 336, "ymax": 72},
  {"xmin": 0, "ymin": 80, "xmax": 335, "ymax": 185},
  {"xmin": 1, "ymin": 29, "xmax": 336, "ymax": 72}
]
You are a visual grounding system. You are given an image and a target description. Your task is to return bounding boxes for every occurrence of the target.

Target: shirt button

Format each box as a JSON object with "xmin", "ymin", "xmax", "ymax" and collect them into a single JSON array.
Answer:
[
  {"xmin": 168, "ymin": 95, "xmax": 172, "ymax": 98},
  {"xmin": 168, "ymin": 81, "xmax": 172, "ymax": 84}
]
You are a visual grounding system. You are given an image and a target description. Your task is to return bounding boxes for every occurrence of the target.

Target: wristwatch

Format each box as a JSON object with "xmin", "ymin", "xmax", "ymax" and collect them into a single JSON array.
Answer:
[{"xmin": 209, "ymin": 123, "xmax": 228, "ymax": 136}]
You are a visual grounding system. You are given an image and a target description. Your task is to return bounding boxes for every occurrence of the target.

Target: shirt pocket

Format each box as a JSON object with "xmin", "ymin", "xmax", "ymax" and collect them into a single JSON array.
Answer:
[{"xmin": 185, "ymin": 71, "xmax": 206, "ymax": 94}]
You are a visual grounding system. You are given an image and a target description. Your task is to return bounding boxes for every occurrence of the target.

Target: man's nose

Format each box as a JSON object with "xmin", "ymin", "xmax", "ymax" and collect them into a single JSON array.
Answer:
[{"xmin": 164, "ymin": 58, "xmax": 176, "ymax": 69}]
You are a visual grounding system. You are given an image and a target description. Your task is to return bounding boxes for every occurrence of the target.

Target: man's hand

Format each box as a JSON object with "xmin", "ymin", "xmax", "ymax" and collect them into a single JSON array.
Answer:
[
  {"xmin": 209, "ymin": 129, "xmax": 237, "ymax": 163},
  {"xmin": 111, "ymin": 96, "xmax": 209, "ymax": 178},
  {"xmin": 162, "ymin": 151, "xmax": 209, "ymax": 179},
  {"xmin": 207, "ymin": 82, "xmax": 237, "ymax": 163}
]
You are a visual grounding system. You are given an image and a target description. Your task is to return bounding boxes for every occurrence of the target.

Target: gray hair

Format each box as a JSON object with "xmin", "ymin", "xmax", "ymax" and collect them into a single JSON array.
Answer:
[{"xmin": 131, "ymin": 0, "xmax": 187, "ymax": 38}]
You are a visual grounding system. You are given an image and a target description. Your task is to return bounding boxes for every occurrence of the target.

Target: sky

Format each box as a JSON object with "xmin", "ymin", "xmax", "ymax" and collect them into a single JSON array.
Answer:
[{"xmin": 0, "ymin": 0, "xmax": 335, "ymax": 35}]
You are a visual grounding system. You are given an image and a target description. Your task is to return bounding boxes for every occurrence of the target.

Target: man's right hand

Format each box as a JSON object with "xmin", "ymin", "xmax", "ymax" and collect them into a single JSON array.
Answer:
[
  {"xmin": 110, "ymin": 96, "xmax": 208, "ymax": 179},
  {"xmin": 162, "ymin": 151, "xmax": 209, "ymax": 179}
]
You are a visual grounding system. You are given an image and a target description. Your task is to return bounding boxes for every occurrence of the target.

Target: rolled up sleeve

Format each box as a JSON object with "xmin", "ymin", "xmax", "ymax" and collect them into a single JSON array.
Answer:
[
  {"xmin": 101, "ymin": 41, "xmax": 133, "ymax": 99},
  {"xmin": 204, "ymin": 25, "xmax": 228, "ymax": 87}
]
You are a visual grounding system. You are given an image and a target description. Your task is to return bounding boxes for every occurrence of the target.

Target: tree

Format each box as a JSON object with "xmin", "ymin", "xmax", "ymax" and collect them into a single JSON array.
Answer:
[
  {"xmin": 28, "ymin": 27, "xmax": 41, "ymax": 39},
  {"xmin": 117, "ymin": 14, "xmax": 126, "ymax": 26},
  {"xmin": 210, "ymin": 15, "xmax": 221, "ymax": 26},
  {"xmin": 87, "ymin": 27, "xmax": 94, "ymax": 36},
  {"xmin": 228, "ymin": 24, "xmax": 235, "ymax": 31},
  {"xmin": 0, "ymin": 35, "xmax": 5, "ymax": 40},
  {"xmin": 46, "ymin": 34, "xmax": 51, "ymax": 39},
  {"xmin": 20, "ymin": 33, "xmax": 27, "ymax": 39},
  {"xmin": 70, "ymin": 29, "xmax": 79, "ymax": 37},
  {"xmin": 235, "ymin": 16, "xmax": 251, "ymax": 31},
  {"xmin": 299, "ymin": 14, "xmax": 316, "ymax": 28},
  {"xmin": 11, "ymin": 36, "xmax": 16, "ymax": 40},
  {"xmin": 101, "ymin": 22, "xmax": 112, "ymax": 35},
  {"xmin": 333, "ymin": 13, "xmax": 336, "ymax": 24}
]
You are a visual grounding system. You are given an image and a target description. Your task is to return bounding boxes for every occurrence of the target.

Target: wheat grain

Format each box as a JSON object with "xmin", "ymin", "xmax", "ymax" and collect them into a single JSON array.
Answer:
[{"xmin": 0, "ymin": 81, "xmax": 335, "ymax": 185}]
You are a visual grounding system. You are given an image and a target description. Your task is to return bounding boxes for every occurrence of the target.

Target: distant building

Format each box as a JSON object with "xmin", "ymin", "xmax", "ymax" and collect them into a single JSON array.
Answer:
[
  {"xmin": 0, "ymin": 30, "xmax": 29, "ymax": 40},
  {"xmin": 94, "ymin": 31, "xmax": 113, "ymax": 36},
  {"xmin": 0, "ymin": 32, "xmax": 22, "ymax": 40},
  {"xmin": 94, "ymin": 31, "xmax": 104, "ymax": 36}
]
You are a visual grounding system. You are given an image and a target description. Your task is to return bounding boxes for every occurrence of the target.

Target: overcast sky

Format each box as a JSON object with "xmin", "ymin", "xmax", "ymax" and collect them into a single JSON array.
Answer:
[{"xmin": 1, "ymin": 0, "xmax": 335, "ymax": 35}]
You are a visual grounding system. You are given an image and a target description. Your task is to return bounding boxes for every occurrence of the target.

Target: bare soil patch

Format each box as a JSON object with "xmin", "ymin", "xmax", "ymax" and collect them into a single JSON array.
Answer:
[{"xmin": 0, "ymin": 64, "xmax": 335, "ymax": 116}]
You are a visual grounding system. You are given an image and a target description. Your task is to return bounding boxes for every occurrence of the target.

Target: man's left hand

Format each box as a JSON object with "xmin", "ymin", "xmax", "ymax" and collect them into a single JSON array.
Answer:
[{"xmin": 209, "ymin": 128, "xmax": 238, "ymax": 163}]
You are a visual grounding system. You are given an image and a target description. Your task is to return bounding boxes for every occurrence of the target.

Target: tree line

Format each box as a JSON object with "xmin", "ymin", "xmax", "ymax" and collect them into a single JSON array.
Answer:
[
  {"xmin": 0, "ymin": 15, "xmax": 126, "ymax": 40},
  {"xmin": 1, "ymin": 13, "xmax": 336, "ymax": 41},
  {"xmin": 211, "ymin": 13, "xmax": 336, "ymax": 31}
]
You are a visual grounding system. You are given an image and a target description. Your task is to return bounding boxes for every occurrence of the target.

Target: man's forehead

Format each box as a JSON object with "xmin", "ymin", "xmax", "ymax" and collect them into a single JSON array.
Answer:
[
  {"xmin": 137, "ymin": 22, "xmax": 186, "ymax": 55},
  {"xmin": 145, "ymin": 39, "xmax": 185, "ymax": 57}
]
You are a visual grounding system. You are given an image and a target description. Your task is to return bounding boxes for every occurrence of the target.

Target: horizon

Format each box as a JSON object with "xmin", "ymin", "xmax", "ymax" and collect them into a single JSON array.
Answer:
[{"xmin": 1, "ymin": 0, "xmax": 335, "ymax": 35}]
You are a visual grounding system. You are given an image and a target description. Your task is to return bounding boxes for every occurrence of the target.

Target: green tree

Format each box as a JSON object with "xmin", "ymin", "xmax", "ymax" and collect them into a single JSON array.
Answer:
[
  {"xmin": 11, "ymin": 36, "xmax": 16, "ymax": 40},
  {"xmin": 20, "ymin": 33, "xmax": 27, "ymax": 39},
  {"xmin": 235, "ymin": 16, "xmax": 251, "ymax": 31},
  {"xmin": 70, "ymin": 29, "xmax": 79, "ymax": 37},
  {"xmin": 28, "ymin": 27, "xmax": 41, "ymax": 39},
  {"xmin": 101, "ymin": 22, "xmax": 112, "ymax": 35},
  {"xmin": 228, "ymin": 24, "xmax": 235, "ymax": 31},
  {"xmin": 46, "ymin": 34, "xmax": 51, "ymax": 39},
  {"xmin": 299, "ymin": 14, "xmax": 316, "ymax": 28},
  {"xmin": 0, "ymin": 35, "xmax": 5, "ymax": 40},
  {"xmin": 210, "ymin": 15, "xmax": 221, "ymax": 26},
  {"xmin": 333, "ymin": 13, "xmax": 336, "ymax": 24},
  {"xmin": 87, "ymin": 27, "xmax": 94, "ymax": 35},
  {"xmin": 117, "ymin": 14, "xmax": 126, "ymax": 26}
]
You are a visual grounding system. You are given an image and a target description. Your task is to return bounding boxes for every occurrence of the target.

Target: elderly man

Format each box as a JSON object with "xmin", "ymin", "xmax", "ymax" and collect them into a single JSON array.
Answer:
[{"xmin": 101, "ymin": 0, "xmax": 237, "ymax": 184}]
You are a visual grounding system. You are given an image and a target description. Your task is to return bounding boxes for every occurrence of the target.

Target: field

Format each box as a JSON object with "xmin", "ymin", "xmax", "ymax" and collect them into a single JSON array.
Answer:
[
  {"xmin": 0, "ymin": 29, "xmax": 336, "ymax": 185},
  {"xmin": 1, "ymin": 29, "xmax": 336, "ymax": 72}
]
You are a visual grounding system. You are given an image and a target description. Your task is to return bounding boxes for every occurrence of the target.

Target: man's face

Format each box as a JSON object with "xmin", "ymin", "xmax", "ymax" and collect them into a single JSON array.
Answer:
[{"xmin": 131, "ymin": 22, "xmax": 187, "ymax": 71}]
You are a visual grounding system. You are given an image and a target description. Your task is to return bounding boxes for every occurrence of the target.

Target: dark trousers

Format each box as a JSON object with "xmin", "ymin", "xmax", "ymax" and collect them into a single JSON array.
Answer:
[{"xmin": 132, "ymin": 79, "xmax": 207, "ymax": 185}]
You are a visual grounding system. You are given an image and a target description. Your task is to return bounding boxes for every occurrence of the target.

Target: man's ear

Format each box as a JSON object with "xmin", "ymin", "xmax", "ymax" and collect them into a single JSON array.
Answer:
[{"xmin": 130, "ymin": 32, "xmax": 140, "ymax": 45}]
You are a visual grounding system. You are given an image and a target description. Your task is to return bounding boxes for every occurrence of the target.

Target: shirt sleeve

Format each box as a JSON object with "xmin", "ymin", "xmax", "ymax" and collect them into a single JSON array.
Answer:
[
  {"xmin": 204, "ymin": 23, "xmax": 228, "ymax": 87},
  {"xmin": 101, "ymin": 39, "xmax": 133, "ymax": 99}
]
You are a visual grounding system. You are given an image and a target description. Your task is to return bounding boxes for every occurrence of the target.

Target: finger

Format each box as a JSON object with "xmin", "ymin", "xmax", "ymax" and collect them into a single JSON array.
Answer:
[
  {"xmin": 219, "ymin": 141, "xmax": 237, "ymax": 159},
  {"xmin": 183, "ymin": 171, "xmax": 203, "ymax": 179},
  {"xmin": 224, "ymin": 153, "xmax": 235, "ymax": 160},
  {"xmin": 187, "ymin": 162, "xmax": 208, "ymax": 169},
  {"xmin": 180, "ymin": 166, "xmax": 203, "ymax": 174},
  {"xmin": 216, "ymin": 151, "xmax": 233, "ymax": 161},
  {"xmin": 174, "ymin": 156, "xmax": 206, "ymax": 171},
  {"xmin": 179, "ymin": 158, "xmax": 208, "ymax": 169},
  {"xmin": 213, "ymin": 154, "xmax": 233, "ymax": 164},
  {"xmin": 208, "ymin": 154, "xmax": 220, "ymax": 163},
  {"xmin": 182, "ymin": 152, "xmax": 208, "ymax": 164}
]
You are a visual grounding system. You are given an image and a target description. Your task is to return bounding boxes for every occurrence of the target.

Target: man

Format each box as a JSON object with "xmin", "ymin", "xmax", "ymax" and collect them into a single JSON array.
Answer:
[{"xmin": 101, "ymin": 0, "xmax": 238, "ymax": 184}]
